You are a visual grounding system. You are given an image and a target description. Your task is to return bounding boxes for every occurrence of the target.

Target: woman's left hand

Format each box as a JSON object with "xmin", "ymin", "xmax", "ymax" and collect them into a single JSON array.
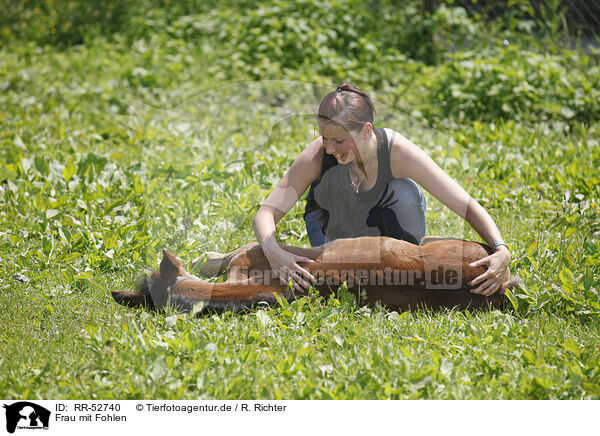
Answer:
[{"xmin": 468, "ymin": 246, "xmax": 511, "ymax": 296}]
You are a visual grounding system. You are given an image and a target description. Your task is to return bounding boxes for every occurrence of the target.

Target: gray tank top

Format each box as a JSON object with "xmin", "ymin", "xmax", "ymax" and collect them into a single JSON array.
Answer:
[
  {"xmin": 315, "ymin": 128, "xmax": 393, "ymax": 240},
  {"xmin": 314, "ymin": 129, "xmax": 426, "ymax": 244}
]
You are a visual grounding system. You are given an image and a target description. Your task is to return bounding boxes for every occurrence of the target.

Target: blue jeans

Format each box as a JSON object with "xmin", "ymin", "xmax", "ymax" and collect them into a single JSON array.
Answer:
[{"xmin": 304, "ymin": 208, "xmax": 327, "ymax": 247}]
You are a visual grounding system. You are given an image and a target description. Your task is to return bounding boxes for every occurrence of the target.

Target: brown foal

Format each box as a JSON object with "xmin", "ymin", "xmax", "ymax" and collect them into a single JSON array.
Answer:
[{"xmin": 112, "ymin": 236, "xmax": 519, "ymax": 314}]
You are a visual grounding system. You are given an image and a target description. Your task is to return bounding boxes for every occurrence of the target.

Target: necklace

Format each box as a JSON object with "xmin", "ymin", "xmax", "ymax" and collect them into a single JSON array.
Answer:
[{"xmin": 348, "ymin": 150, "xmax": 376, "ymax": 194}]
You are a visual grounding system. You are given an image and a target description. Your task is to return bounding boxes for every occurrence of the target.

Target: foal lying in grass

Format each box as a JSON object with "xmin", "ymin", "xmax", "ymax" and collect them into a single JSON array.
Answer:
[{"xmin": 112, "ymin": 236, "xmax": 519, "ymax": 314}]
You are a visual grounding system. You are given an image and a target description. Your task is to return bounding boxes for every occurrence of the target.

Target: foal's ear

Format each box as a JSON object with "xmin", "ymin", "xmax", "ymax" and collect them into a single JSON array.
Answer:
[{"xmin": 160, "ymin": 249, "xmax": 183, "ymax": 280}]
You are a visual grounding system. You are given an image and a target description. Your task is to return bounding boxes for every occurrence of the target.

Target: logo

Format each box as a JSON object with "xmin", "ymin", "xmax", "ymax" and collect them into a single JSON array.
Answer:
[{"xmin": 3, "ymin": 402, "xmax": 50, "ymax": 434}]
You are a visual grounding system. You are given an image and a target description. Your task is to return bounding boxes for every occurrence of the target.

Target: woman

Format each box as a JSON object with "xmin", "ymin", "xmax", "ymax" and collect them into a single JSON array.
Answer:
[{"xmin": 252, "ymin": 84, "xmax": 510, "ymax": 295}]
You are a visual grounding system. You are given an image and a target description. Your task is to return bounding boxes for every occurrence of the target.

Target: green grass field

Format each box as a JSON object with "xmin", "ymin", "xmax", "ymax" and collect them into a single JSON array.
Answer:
[{"xmin": 1, "ymin": 1, "xmax": 599, "ymax": 399}]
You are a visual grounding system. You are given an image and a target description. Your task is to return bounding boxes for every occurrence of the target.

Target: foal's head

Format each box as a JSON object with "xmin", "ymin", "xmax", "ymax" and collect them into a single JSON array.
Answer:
[{"xmin": 111, "ymin": 250, "xmax": 190, "ymax": 309}]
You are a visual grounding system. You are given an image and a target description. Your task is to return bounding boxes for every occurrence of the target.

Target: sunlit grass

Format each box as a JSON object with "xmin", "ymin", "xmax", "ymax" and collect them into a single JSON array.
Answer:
[{"xmin": 0, "ymin": 33, "xmax": 599, "ymax": 399}]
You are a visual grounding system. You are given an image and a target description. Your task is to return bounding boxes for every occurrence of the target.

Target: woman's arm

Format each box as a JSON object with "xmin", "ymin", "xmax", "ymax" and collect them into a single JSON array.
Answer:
[
  {"xmin": 252, "ymin": 137, "xmax": 323, "ymax": 292},
  {"xmin": 388, "ymin": 130, "xmax": 511, "ymax": 295}
]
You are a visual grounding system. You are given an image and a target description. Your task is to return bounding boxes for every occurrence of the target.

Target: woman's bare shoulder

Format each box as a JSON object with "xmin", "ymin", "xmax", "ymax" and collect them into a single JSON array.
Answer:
[
  {"xmin": 305, "ymin": 136, "xmax": 324, "ymax": 157},
  {"xmin": 296, "ymin": 136, "xmax": 324, "ymax": 167},
  {"xmin": 284, "ymin": 136, "xmax": 324, "ymax": 186},
  {"xmin": 383, "ymin": 128, "xmax": 426, "ymax": 179},
  {"xmin": 383, "ymin": 128, "xmax": 411, "ymax": 148}
]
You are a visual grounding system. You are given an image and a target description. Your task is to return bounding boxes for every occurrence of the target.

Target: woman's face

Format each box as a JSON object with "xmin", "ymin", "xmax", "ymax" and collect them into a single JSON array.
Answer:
[{"xmin": 320, "ymin": 123, "xmax": 363, "ymax": 165}]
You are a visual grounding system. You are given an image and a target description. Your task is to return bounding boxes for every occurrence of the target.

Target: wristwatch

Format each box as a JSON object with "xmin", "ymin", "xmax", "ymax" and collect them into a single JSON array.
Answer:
[{"xmin": 491, "ymin": 240, "xmax": 510, "ymax": 252}]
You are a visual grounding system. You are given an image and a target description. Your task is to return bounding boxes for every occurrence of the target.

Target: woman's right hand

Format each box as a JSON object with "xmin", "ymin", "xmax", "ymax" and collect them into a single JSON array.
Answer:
[{"xmin": 263, "ymin": 245, "xmax": 316, "ymax": 294}]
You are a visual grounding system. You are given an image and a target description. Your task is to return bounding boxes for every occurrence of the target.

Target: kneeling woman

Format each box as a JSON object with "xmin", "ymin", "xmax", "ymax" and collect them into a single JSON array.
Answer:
[{"xmin": 252, "ymin": 84, "xmax": 510, "ymax": 295}]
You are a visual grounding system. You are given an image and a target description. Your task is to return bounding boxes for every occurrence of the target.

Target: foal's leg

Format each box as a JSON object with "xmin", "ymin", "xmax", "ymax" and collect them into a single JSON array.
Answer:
[
  {"xmin": 191, "ymin": 242, "xmax": 259, "ymax": 277},
  {"xmin": 420, "ymin": 236, "xmax": 473, "ymax": 246},
  {"xmin": 420, "ymin": 236, "xmax": 444, "ymax": 246},
  {"xmin": 225, "ymin": 243, "xmax": 325, "ymax": 283},
  {"xmin": 193, "ymin": 238, "xmax": 325, "ymax": 279}
]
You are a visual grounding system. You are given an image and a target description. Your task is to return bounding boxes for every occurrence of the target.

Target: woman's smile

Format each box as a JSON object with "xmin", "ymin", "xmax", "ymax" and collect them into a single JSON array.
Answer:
[
  {"xmin": 320, "ymin": 124, "xmax": 358, "ymax": 164},
  {"xmin": 333, "ymin": 151, "xmax": 352, "ymax": 163}
]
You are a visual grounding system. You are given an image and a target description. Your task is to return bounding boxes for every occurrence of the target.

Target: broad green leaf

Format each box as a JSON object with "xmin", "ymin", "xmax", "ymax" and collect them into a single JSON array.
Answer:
[
  {"xmin": 191, "ymin": 301, "xmax": 205, "ymax": 316},
  {"xmin": 440, "ymin": 358, "xmax": 453, "ymax": 377},
  {"xmin": 74, "ymin": 271, "xmax": 92, "ymax": 280},
  {"xmin": 534, "ymin": 376, "xmax": 553, "ymax": 389},
  {"xmin": 562, "ymin": 338, "xmax": 582, "ymax": 358},
  {"xmin": 149, "ymin": 356, "xmax": 167, "ymax": 382},
  {"xmin": 62, "ymin": 157, "xmax": 77, "ymax": 182},
  {"xmin": 256, "ymin": 310, "xmax": 273, "ymax": 328},
  {"xmin": 103, "ymin": 232, "xmax": 119, "ymax": 250},
  {"xmin": 14, "ymin": 134, "xmax": 26, "ymax": 150},
  {"xmin": 522, "ymin": 349, "xmax": 536, "ymax": 364},
  {"xmin": 34, "ymin": 156, "xmax": 49, "ymax": 176},
  {"xmin": 133, "ymin": 174, "xmax": 144, "ymax": 194},
  {"xmin": 582, "ymin": 269, "xmax": 593, "ymax": 292},
  {"xmin": 165, "ymin": 315, "xmax": 178, "ymax": 328},
  {"xmin": 42, "ymin": 236, "xmax": 53, "ymax": 254},
  {"xmin": 333, "ymin": 334, "xmax": 344, "ymax": 347},
  {"xmin": 567, "ymin": 363, "xmax": 583, "ymax": 386},
  {"xmin": 46, "ymin": 209, "xmax": 60, "ymax": 219}
]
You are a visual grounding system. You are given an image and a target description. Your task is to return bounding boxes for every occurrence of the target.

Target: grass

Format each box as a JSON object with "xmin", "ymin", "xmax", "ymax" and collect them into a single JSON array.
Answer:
[
  {"xmin": 2, "ymin": 278, "xmax": 599, "ymax": 399},
  {"xmin": 1, "ymin": 29, "xmax": 599, "ymax": 399}
]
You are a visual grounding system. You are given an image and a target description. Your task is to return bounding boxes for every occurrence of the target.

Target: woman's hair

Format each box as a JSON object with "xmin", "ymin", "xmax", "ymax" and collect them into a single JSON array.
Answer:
[{"xmin": 317, "ymin": 84, "xmax": 375, "ymax": 131}]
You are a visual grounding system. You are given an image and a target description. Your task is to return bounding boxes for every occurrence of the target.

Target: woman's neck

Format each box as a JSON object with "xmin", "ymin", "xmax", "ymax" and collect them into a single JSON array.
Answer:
[{"xmin": 354, "ymin": 130, "xmax": 378, "ymax": 168}]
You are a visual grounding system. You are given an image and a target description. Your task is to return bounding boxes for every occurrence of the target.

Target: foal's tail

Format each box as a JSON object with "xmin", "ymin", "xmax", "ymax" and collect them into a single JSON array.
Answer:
[{"xmin": 503, "ymin": 275, "xmax": 524, "ymax": 292}]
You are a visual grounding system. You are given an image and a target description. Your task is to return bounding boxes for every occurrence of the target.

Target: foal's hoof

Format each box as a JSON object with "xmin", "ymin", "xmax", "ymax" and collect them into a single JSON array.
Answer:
[
  {"xmin": 420, "ymin": 235, "xmax": 444, "ymax": 246},
  {"xmin": 191, "ymin": 252, "xmax": 226, "ymax": 277}
]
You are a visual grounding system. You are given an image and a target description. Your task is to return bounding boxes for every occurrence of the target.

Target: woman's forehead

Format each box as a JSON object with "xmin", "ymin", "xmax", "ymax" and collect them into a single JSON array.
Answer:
[{"xmin": 319, "ymin": 123, "xmax": 352, "ymax": 138}]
